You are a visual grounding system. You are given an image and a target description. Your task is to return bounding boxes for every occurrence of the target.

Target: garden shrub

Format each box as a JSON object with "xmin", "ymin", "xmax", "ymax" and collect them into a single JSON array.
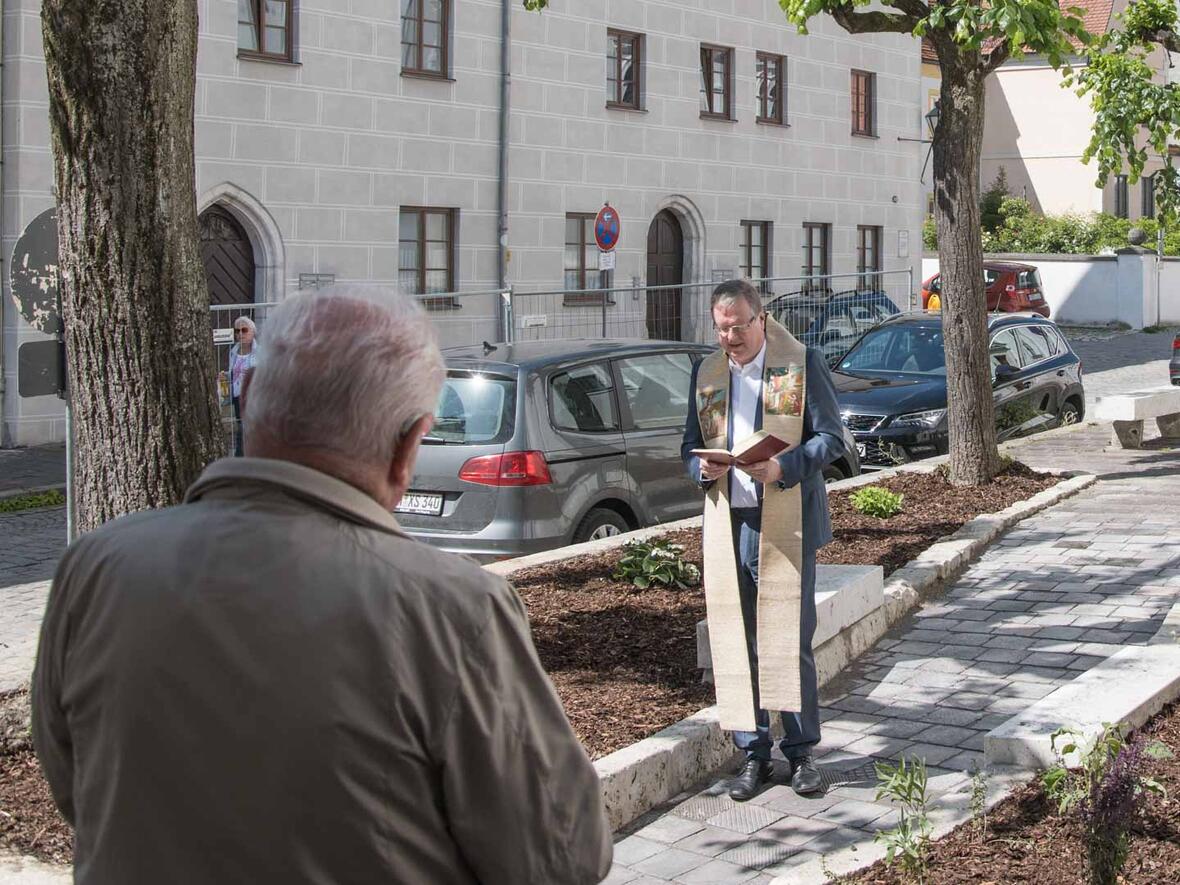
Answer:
[
  {"xmin": 849, "ymin": 485, "xmax": 904, "ymax": 518},
  {"xmin": 612, "ymin": 539, "xmax": 701, "ymax": 590}
]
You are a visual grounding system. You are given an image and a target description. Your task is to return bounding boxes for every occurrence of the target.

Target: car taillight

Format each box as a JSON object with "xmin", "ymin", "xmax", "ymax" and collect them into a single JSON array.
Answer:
[
  {"xmin": 458, "ymin": 451, "xmax": 552, "ymax": 486},
  {"xmin": 1173, "ymin": 335, "xmax": 1180, "ymax": 350}
]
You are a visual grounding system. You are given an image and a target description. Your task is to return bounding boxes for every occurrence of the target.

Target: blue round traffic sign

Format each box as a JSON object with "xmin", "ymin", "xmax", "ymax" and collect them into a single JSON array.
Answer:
[{"xmin": 594, "ymin": 205, "xmax": 620, "ymax": 251}]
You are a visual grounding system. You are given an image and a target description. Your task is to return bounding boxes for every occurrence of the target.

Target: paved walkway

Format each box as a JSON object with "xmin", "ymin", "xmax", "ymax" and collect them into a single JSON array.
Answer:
[
  {"xmin": 0, "ymin": 508, "xmax": 63, "ymax": 691},
  {"xmin": 0, "ymin": 444, "xmax": 66, "ymax": 497},
  {"xmin": 606, "ymin": 424, "xmax": 1180, "ymax": 884}
]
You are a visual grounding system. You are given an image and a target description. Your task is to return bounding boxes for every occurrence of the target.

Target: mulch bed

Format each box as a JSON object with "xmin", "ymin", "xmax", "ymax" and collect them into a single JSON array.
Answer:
[
  {"xmin": 844, "ymin": 697, "xmax": 1180, "ymax": 884},
  {"xmin": 0, "ymin": 462, "xmax": 1059, "ymax": 866},
  {"xmin": 512, "ymin": 461, "xmax": 1058, "ymax": 760}
]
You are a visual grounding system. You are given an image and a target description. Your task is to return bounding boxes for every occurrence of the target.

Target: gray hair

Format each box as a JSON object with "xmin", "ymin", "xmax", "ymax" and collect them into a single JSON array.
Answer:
[
  {"xmin": 234, "ymin": 317, "xmax": 257, "ymax": 333},
  {"xmin": 243, "ymin": 287, "xmax": 444, "ymax": 467},
  {"xmin": 710, "ymin": 279, "xmax": 763, "ymax": 316}
]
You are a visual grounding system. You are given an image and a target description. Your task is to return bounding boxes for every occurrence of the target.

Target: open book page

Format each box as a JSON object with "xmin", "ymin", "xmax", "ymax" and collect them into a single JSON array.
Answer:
[{"xmin": 691, "ymin": 430, "xmax": 791, "ymax": 466}]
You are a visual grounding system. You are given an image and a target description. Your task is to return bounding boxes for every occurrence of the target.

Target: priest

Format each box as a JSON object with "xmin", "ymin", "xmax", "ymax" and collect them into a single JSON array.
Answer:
[{"xmin": 681, "ymin": 278, "xmax": 846, "ymax": 801}]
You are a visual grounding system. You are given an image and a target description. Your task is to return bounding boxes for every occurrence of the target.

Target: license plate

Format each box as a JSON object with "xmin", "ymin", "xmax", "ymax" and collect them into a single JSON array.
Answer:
[
  {"xmin": 1029, "ymin": 292, "xmax": 1043, "ymax": 301},
  {"xmin": 856, "ymin": 443, "xmax": 867, "ymax": 457},
  {"xmin": 396, "ymin": 492, "xmax": 444, "ymax": 516}
]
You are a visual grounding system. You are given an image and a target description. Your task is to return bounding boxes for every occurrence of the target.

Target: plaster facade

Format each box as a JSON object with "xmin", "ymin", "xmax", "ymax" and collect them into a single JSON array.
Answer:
[{"xmin": 2, "ymin": 0, "xmax": 924, "ymax": 446}]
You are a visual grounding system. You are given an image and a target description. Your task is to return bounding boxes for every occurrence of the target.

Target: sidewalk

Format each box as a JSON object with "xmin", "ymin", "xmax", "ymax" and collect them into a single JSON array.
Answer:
[
  {"xmin": 0, "ymin": 444, "xmax": 66, "ymax": 498},
  {"xmin": 606, "ymin": 422, "xmax": 1180, "ymax": 884}
]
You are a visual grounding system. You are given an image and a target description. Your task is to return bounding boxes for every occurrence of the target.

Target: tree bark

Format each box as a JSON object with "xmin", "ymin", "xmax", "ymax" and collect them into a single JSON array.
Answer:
[
  {"xmin": 932, "ymin": 54, "xmax": 1001, "ymax": 485},
  {"xmin": 42, "ymin": 1, "xmax": 223, "ymax": 531}
]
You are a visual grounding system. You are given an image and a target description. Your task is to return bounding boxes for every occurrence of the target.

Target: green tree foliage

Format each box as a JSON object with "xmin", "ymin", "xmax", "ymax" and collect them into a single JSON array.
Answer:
[
  {"xmin": 980, "ymin": 167, "xmax": 1012, "ymax": 232},
  {"xmin": 1068, "ymin": 0, "xmax": 1180, "ymax": 225}
]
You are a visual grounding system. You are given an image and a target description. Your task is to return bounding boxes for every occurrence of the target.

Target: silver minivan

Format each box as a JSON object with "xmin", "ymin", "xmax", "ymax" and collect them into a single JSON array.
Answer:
[{"xmin": 397, "ymin": 339, "xmax": 860, "ymax": 562}]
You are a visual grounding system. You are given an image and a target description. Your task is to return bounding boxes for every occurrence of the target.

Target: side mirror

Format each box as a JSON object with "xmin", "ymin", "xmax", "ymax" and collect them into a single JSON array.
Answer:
[{"xmin": 992, "ymin": 363, "xmax": 1018, "ymax": 386}]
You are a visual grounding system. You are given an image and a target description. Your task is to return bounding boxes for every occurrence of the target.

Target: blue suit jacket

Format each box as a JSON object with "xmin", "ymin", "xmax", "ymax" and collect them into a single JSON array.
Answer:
[{"xmin": 681, "ymin": 346, "xmax": 845, "ymax": 553}]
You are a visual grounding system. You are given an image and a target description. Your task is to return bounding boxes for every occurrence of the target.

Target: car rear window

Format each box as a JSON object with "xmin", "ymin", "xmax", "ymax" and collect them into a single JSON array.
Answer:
[
  {"xmin": 1016, "ymin": 269, "xmax": 1042, "ymax": 289},
  {"xmin": 430, "ymin": 370, "xmax": 517, "ymax": 445},
  {"xmin": 774, "ymin": 305, "xmax": 821, "ymax": 336}
]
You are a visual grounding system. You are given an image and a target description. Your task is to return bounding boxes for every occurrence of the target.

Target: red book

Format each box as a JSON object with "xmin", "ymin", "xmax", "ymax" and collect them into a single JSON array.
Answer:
[{"xmin": 691, "ymin": 430, "xmax": 792, "ymax": 466}]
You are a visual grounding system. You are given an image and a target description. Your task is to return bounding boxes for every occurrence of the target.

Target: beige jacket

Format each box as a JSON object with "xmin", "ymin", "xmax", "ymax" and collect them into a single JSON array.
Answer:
[{"xmin": 33, "ymin": 458, "xmax": 612, "ymax": 884}]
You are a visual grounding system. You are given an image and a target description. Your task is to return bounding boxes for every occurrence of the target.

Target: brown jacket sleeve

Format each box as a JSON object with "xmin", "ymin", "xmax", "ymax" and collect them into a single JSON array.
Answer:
[
  {"xmin": 31, "ymin": 537, "xmax": 86, "ymax": 824},
  {"xmin": 440, "ymin": 577, "xmax": 612, "ymax": 884}
]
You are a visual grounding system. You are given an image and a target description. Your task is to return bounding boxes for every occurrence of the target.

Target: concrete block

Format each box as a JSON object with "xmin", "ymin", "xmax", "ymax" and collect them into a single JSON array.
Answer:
[
  {"xmin": 696, "ymin": 565, "xmax": 884, "ymax": 673},
  {"xmin": 1094, "ymin": 386, "xmax": 1180, "ymax": 422},
  {"xmin": 985, "ymin": 643, "xmax": 1180, "ymax": 769}
]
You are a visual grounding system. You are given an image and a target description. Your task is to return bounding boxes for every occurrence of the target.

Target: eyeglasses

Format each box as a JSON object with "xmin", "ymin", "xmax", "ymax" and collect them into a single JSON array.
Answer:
[
  {"xmin": 713, "ymin": 314, "xmax": 763, "ymax": 338},
  {"xmin": 234, "ymin": 327, "xmax": 251, "ymax": 334}
]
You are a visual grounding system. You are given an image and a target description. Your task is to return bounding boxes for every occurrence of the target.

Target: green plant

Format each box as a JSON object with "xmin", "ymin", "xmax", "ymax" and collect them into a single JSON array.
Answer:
[
  {"xmin": 849, "ymin": 485, "xmax": 904, "ymax": 519},
  {"xmin": 980, "ymin": 167, "xmax": 1011, "ymax": 233},
  {"xmin": 969, "ymin": 761, "xmax": 990, "ymax": 842},
  {"xmin": 612, "ymin": 539, "xmax": 701, "ymax": 590},
  {"xmin": 0, "ymin": 489, "xmax": 66, "ymax": 513},
  {"xmin": 1043, "ymin": 724, "xmax": 1172, "ymax": 885},
  {"xmin": 874, "ymin": 755, "xmax": 932, "ymax": 883}
]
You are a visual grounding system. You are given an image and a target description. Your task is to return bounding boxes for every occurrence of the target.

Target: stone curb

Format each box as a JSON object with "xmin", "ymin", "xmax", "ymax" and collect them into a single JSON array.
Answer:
[
  {"xmin": 488, "ymin": 466, "xmax": 1096, "ymax": 834},
  {"xmin": 986, "ymin": 599, "xmax": 1180, "ymax": 770},
  {"xmin": 0, "ymin": 854, "xmax": 71, "ymax": 884}
]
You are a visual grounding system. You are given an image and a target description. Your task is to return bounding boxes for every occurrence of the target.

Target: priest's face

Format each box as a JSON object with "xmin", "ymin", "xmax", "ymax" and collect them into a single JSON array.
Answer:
[{"xmin": 713, "ymin": 299, "xmax": 766, "ymax": 366}]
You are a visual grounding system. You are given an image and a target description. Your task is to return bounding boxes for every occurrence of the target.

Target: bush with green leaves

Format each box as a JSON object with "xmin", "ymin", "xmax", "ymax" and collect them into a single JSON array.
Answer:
[
  {"xmin": 1043, "ymin": 723, "xmax": 1172, "ymax": 885},
  {"xmin": 612, "ymin": 539, "xmax": 701, "ymax": 590},
  {"xmin": 874, "ymin": 755, "xmax": 932, "ymax": 883},
  {"xmin": 849, "ymin": 485, "xmax": 904, "ymax": 519},
  {"xmin": 0, "ymin": 489, "xmax": 66, "ymax": 513}
]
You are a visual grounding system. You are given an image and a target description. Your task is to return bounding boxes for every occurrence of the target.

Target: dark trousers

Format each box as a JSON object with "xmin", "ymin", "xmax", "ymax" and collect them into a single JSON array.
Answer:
[
  {"xmin": 232, "ymin": 396, "xmax": 244, "ymax": 457},
  {"xmin": 729, "ymin": 507, "xmax": 821, "ymax": 761}
]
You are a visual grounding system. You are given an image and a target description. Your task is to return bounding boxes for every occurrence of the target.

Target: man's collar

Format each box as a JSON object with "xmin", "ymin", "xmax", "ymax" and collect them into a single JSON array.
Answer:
[
  {"xmin": 728, "ymin": 340, "xmax": 767, "ymax": 376},
  {"xmin": 186, "ymin": 457, "xmax": 406, "ymax": 537}
]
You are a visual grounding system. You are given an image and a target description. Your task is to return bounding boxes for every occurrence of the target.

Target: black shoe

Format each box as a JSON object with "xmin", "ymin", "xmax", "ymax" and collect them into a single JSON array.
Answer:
[
  {"xmin": 788, "ymin": 755, "xmax": 822, "ymax": 795},
  {"xmin": 728, "ymin": 758, "xmax": 772, "ymax": 802}
]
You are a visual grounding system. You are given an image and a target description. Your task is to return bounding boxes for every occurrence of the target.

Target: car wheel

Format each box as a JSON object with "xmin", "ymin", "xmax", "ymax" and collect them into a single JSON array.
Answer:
[
  {"xmin": 1059, "ymin": 400, "xmax": 1081, "ymax": 426},
  {"xmin": 823, "ymin": 464, "xmax": 846, "ymax": 484},
  {"xmin": 573, "ymin": 508, "xmax": 630, "ymax": 544}
]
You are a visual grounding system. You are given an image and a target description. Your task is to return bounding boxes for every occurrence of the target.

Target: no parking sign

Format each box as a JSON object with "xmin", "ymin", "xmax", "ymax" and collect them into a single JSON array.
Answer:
[{"xmin": 594, "ymin": 204, "xmax": 620, "ymax": 252}]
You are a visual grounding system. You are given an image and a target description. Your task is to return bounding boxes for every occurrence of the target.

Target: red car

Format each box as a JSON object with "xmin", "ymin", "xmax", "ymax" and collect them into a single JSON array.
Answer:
[{"xmin": 921, "ymin": 261, "xmax": 1050, "ymax": 318}]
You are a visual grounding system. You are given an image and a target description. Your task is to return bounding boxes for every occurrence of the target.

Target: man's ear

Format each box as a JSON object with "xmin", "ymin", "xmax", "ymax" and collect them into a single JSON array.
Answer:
[{"xmin": 387, "ymin": 414, "xmax": 435, "ymax": 499}]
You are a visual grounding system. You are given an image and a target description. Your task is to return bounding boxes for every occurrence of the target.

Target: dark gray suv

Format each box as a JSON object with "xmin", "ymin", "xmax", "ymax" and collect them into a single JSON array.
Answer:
[{"xmin": 398, "ymin": 339, "xmax": 860, "ymax": 562}]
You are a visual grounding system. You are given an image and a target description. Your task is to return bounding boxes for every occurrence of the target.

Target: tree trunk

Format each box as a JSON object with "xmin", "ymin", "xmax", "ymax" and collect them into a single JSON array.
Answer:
[
  {"xmin": 42, "ymin": 1, "xmax": 223, "ymax": 531},
  {"xmin": 932, "ymin": 57, "xmax": 1001, "ymax": 486}
]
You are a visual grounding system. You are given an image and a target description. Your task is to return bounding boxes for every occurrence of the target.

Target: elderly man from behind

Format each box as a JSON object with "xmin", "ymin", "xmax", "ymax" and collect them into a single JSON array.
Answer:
[{"xmin": 33, "ymin": 289, "xmax": 613, "ymax": 884}]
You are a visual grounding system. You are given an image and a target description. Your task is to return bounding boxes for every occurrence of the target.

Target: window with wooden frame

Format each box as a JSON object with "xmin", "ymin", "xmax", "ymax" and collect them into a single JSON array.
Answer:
[
  {"xmin": 700, "ymin": 45, "xmax": 734, "ymax": 120},
  {"xmin": 401, "ymin": 0, "xmax": 450, "ymax": 78},
  {"xmin": 802, "ymin": 222, "xmax": 830, "ymax": 284},
  {"xmin": 607, "ymin": 30, "xmax": 643, "ymax": 110},
  {"xmin": 1142, "ymin": 173, "xmax": 1156, "ymax": 218},
  {"xmin": 399, "ymin": 208, "xmax": 458, "ymax": 309},
  {"xmin": 851, "ymin": 70, "xmax": 876, "ymax": 136},
  {"xmin": 238, "ymin": 0, "xmax": 295, "ymax": 62},
  {"xmin": 1114, "ymin": 175, "xmax": 1129, "ymax": 219},
  {"xmin": 857, "ymin": 225, "xmax": 883, "ymax": 291},
  {"xmin": 755, "ymin": 53, "xmax": 785, "ymax": 125},
  {"xmin": 564, "ymin": 214, "xmax": 609, "ymax": 306},
  {"xmin": 740, "ymin": 221, "xmax": 771, "ymax": 290}
]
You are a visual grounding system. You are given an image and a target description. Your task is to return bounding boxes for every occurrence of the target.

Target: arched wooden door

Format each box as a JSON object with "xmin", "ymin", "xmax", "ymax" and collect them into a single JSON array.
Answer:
[
  {"xmin": 199, "ymin": 205, "xmax": 256, "ymax": 305},
  {"xmin": 645, "ymin": 210, "xmax": 683, "ymax": 340}
]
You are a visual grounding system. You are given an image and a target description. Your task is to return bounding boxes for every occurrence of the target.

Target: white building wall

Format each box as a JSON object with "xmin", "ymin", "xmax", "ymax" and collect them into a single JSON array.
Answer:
[{"xmin": 2, "ymin": 0, "xmax": 924, "ymax": 446}]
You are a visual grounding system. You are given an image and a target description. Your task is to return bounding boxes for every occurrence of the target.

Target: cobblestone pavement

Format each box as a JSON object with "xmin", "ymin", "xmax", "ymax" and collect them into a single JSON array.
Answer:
[
  {"xmin": 606, "ymin": 425, "xmax": 1180, "ymax": 884},
  {"xmin": 1062, "ymin": 326, "xmax": 1176, "ymax": 410},
  {"xmin": 0, "ymin": 508, "xmax": 63, "ymax": 691},
  {"xmin": 0, "ymin": 444, "xmax": 66, "ymax": 497}
]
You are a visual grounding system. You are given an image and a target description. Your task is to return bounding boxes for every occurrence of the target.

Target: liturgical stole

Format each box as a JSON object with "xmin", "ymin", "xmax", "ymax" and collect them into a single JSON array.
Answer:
[{"xmin": 695, "ymin": 316, "xmax": 807, "ymax": 731}]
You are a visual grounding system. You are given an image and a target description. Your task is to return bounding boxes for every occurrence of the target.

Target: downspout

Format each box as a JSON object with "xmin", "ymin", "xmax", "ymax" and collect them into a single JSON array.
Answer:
[
  {"xmin": 496, "ymin": 0, "xmax": 511, "ymax": 340},
  {"xmin": 0, "ymin": 2, "xmax": 7, "ymax": 446}
]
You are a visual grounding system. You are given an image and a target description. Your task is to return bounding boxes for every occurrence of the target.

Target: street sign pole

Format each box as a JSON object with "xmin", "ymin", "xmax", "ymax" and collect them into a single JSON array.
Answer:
[{"xmin": 594, "ymin": 204, "xmax": 621, "ymax": 339}]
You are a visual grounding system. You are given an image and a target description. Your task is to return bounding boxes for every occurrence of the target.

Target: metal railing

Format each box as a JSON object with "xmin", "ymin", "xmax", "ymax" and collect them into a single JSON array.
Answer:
[{"xmin": 207, "ymin": 270, "xmax": 915, "ymax": 450}]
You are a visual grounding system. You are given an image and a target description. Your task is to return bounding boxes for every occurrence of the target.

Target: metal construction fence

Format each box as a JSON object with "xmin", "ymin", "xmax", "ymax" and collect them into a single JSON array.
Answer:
[
  {"xmin": 208, "ymin": 269, "xmax": 916, "ymax": 355},
  {"xmin": 207, "ymin": 269, "xmax": 915, "ymax": 447}
]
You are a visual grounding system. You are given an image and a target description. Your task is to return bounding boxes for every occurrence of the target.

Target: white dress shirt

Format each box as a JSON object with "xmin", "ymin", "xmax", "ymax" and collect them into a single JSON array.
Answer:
[{"xmin": 728, "ymin": 341, "xmax": 766, "ymax": 508}]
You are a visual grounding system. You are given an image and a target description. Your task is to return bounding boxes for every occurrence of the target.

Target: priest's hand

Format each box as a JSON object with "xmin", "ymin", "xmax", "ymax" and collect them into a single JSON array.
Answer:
[
  {"xmin": 700, "ymin": 459, "xmax": 731, "ymax": 482},
  {"xmin": 739, "ymin": 459, "xmax": 782, "ymax": 485}
]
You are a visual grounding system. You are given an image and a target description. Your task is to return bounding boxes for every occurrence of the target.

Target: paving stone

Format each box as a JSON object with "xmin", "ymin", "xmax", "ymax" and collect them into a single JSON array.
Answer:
[
  {"xmin": 750, "ymin": 786, "xmax": 840, "ymax": 818},
  {"xmin": 674, "ymin": 825, "xmax": 751, "ymax": 857},
  {"xmin": 613, "ymin": 835, "xmax": 666, "ymax": 866},
  {"xmin": 600, "ymin": 865, "xmax": 640, "ymax": 885},
  {"xmin": 635, "ymin": 815, "xmax": 705, "ymax": 844},
  {"xmin": 630, "ymin": 847, "xmax": 709, "ymax": 879},
  {"xmin": 706, "ymin": 804, "xmax": 786, "ymax": 835},
  {"xmin": 716, "ymin": 837, "xmax": 811, "ymax": 871},
  {"xmin": 678, "ymin": 858, "xmax": 763, "ymax": 883},
  {"xmin": 900, "ymin": 742, "xmax": 962, "ymax": 766},
  {"xmin": 813, "ymin": 799, "xmax": 895, "ymax": 829},
  {"xmin": 914, "ymin": 724, "xmax": 982, "ymax": 748}
]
